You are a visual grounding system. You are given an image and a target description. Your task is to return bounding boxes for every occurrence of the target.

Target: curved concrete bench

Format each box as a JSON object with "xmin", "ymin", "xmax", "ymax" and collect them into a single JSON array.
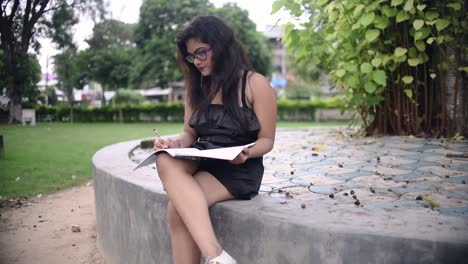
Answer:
[{"xmin": 93, "ymin": 140, "xmax": 468, "ymax": 264}]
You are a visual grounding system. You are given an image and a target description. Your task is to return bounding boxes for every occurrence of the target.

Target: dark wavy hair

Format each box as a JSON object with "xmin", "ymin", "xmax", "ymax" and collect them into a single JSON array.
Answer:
[{"xmin": 176, "ymin": 15, "xmax": 253, "ymax": 121}]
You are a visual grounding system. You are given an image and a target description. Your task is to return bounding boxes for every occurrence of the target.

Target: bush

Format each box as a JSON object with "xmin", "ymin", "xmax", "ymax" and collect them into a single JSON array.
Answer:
[
  {"xmin": 30, "ymin": 97, "xmax": 346, "ymax": 123},
  {"xmin": 114, "ymin": 89, "xmax": 144, "ymax": 105}
]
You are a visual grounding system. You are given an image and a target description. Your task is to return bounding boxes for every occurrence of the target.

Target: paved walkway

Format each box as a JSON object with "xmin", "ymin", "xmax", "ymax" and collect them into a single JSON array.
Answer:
[
  {"xmin": 132, "ymin": 127, "xmax": 468, "ymax": 218},
  {"xmin": 262, "ymin": 128, "xmax": 468, "ymax": 218}
]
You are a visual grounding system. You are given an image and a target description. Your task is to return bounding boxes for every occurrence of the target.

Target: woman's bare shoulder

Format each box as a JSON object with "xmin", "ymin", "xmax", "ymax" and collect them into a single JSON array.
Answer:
[
  {"xmin": 247, "ymin": 71, "xmax": 269, "ymax": 86},
  {"xmin": 247, "ymin": 71, "xmax": 275, "ymax": 96}
]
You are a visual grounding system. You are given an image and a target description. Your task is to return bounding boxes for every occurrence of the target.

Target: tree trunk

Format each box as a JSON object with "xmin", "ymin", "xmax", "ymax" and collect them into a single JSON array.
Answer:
[
  {"xmin": 70, "ymin": 106, "xmax": 74, "ymax": 123},
  {"xmin": 8, "ymin": 101, "xmax": 22, "ymax": 124},
  {"xmin": 101, "ymin": 85, "xmax": 106, "ymax": 106},
  {"xmin": 445, "ymin": 44, "xmax": 465, "ymax": 136}
]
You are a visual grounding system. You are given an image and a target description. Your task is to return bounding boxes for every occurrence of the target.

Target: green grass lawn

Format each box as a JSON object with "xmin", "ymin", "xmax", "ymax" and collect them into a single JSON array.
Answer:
[{"xmin": 0, "ymin": 120, "xmax": 351, "ymax": 198}]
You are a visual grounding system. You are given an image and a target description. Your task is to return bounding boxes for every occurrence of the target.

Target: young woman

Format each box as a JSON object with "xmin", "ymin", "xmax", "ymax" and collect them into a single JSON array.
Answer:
[{"xmin": 154, "ymin": 15, "xmax": 277, "ymax": 264}]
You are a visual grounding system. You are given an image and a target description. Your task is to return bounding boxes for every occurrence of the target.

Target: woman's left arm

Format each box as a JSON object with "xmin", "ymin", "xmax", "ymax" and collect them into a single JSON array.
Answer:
[{"xmin": 248, "ymin": 73, "xmax": 277, "ymax": 158}]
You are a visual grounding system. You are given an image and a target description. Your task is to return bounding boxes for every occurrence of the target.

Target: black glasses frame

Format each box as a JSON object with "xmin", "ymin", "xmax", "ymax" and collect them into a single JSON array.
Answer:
[{"xmin": 185, "ymin": 48, "xmax": 212, "ymax": 63}]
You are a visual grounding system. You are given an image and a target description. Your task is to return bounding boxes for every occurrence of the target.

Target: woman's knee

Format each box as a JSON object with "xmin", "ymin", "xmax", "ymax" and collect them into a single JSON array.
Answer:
[
  {"xmin": 155, "ymin": 153, "xmax": 173, "ymax": 175},
  {"xmin": 167, "ymin": 202, "xmax": 185, "ymax": 231}
]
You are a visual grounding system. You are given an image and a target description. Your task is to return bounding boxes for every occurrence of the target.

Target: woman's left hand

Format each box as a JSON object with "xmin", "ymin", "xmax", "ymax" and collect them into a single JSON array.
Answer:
[{"xmin": 230, "ymin": 147, "xmax": 250, "ymax": 165}]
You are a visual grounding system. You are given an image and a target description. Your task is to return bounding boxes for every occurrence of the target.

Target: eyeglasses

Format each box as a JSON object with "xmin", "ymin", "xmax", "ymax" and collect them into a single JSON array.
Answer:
[{"xmin": 185, "ymin": 48, "xmax": 212, "ymax": 63}]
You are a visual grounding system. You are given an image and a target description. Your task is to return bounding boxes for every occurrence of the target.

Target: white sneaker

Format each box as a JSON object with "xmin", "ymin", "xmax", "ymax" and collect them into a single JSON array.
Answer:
[{"xmin": 205, "ymin": 250, "xmax": 237, "ymax": 264}]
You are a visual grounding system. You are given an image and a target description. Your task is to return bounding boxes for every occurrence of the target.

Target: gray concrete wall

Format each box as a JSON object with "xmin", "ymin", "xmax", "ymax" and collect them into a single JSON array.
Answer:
[{"xmin": 92, "ymin": 140, "xmax": 468, "ymax": 264}]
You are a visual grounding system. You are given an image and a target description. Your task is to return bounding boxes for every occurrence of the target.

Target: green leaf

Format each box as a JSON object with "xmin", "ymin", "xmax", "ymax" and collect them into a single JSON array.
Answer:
[
  {"xmin": 404, "ymin": 89, "xmax": 413, "ymax": 99},
  {"xmin": 360, "ymin": 12, "xmax": 375, "ymax": 27},
  {"xmin": 425, "ymin": 11, "xmax": 439, "ymax": 21},
  {"xmin": 271, "ymin": 0, "xmax": 285, "ymax": 14},
  {"xmin": 374, "ymin": 16, "xmax": 389, "ymax": 30},
  {"xmin": 408, "ymin": 58, "xmax": 421, "ymax": 66},
  {"xmin": 360, "ymin": 62, "xmax": 373, "ymax": 73},
  {"xmin": 403, "ymin": 0, "xmax": 414, "ymax": 11},
  {"xmin": 408, "ymin": 47, "xmax": 417, "ymax": 58},
  {"xmin": 354, "ymin": 4, "xmax": 365, "ymax": 17},
  {"xmin": 344, "ymin": 63, "xmax": 358, "ymax": 73},
  {"xmin": 371, "ymin": 58, "xmax": 382, "ymax": 67},
  {"xmin": 447, "ymin": 2, "xmax": 462, "ymax": 11},
  {"xmin": 417, "ymin": 4, "xmax": 426, "ymax": 11},
  {"xmin": 284, "ymin": 1, "xmax": 302, "ymax": 16},
  {"xmin": 382, "ymin": 55, "xmax": 392, "ymax": 66},
  {"xmin": 426, "ymin": 37, "xmax": 435, "ymax": 44},
  {"xmin": 391, "ymin": 0, "xmax": 404, "ymax": 6},
  {"xmin": 415, "ymin": 41, "xmax": 426, "ymax": 51},
  {"xmin": 388, "ymin": 63, "xmax": 397, "ymax": 72},
  {"xmin": 413, "ymin": 20, "xmax": 424, "ymax": 30},
  {"xmin": 372, "ymin": 70, "xmax": 387, "ymax": 86},
  {"xmin": 317, "ymin": 0, "xmax": 328, "ymax": 6},
  {"xmin": 365, "ymin": 29, "xmax": 380, "ymax": 42},
  {"xmin": 329, "ymin": 11, "xmax": 338, "ymax": 22},
  {"xmin": 394, "ymin": 54, "xmax": 407, "ymax": 63},
  {"xmin": 382, "ymin": 6, "xmax": 396, "ymax": 17},
  {"xmin": 394, "ymin": 47, "xmax": 408, "ymax": 57},
  {"xmin": 436, "ymin": 19, "xmax": 450, "ymax": 31},
  {"xmin": 418, "ymin": 52, "xmax": 429, "ymax": 63},
  {"xmin": 352, "ymin": 22, "xmax": 361, "ymax": 30},
  {"xmin": 364, "ymin": 82, "xmax": 377, "ymax": 94},
  {"xmin": 402, "ymin": 76, "xmax": 414, "ymax": 84},
  {"xmin": 396, "ymin": 10, "xmax": 409, "ymax": 22},
  {"xmin": 414, "ymin": 27, "xmax": 430, "ymax": 40},
  {"xmin": 336, "ymin": 69, "xmax": 346, "ymax": 78},
  {"xmin": 344, "ymin": 75, "xmax": 359, "ymax": 87},
  {"xmin": 436, "ymin": 35, "xmax": 445, "ymax": 44}
]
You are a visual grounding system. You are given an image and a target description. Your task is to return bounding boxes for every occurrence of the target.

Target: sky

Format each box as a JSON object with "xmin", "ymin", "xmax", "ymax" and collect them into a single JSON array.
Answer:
[{"xmin": 39, "ymin": 0, "xmax": 293, "ymax": 74}]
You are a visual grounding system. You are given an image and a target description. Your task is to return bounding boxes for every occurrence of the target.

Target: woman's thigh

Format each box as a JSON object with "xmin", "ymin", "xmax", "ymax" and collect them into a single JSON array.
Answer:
[
  {"xmin": 193, "ymin": 171, "xmax": 235, "ymax": 206},
  {"xmin": 156, "ymin": 153, "xmax": 199, "ymax": 177}
]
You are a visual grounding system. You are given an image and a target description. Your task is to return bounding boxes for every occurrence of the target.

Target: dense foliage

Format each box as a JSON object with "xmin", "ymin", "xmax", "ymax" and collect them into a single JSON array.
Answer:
[{"xmin": 275, "ymin": 0, "xmax": 467, "ymax": 136}]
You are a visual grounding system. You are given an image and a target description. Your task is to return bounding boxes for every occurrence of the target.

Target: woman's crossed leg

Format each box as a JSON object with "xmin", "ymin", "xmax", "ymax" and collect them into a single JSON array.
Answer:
[{"xmin": 156, "ymin": 153, "xmax": 234, "ymax": 264}]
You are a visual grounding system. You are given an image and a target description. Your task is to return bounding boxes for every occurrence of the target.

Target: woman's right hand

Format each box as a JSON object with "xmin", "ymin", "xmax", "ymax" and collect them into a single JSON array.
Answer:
[{"xmin": 154, "ymin": 137, "xmax": 181, "ymax": 150}]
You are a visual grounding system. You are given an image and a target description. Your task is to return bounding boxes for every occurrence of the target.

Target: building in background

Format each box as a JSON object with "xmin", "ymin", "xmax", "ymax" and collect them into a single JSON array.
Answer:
[{"xmin": 262, "ymin": 25, "xmax": 287, "ymax": 95}]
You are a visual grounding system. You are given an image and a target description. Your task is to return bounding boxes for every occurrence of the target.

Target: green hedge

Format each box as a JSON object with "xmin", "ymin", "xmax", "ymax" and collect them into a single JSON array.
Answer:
[
  {"xmin": 35, "ymin": 102, "xmax": 185, "ymax": 123},
  {"xmin": 2, "ymin": 97, "xmax": 346, "ymax": 123}
]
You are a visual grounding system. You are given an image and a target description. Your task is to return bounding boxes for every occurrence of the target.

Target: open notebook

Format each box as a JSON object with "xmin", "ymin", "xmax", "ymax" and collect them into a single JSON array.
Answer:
[{"xmin": 134, "ymin": 142, "xmax": 255, "ymax": 170}]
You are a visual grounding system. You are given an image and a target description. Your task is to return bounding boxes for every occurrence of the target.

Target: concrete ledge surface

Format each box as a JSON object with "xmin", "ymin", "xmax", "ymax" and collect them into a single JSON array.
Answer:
[{"xmin": 92, "ymin": 140, "xmax": 468, "ymax": 264}]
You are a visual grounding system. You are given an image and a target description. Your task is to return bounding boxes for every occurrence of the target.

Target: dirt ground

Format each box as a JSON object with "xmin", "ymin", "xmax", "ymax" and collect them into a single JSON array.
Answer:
[{"xmin": 0, "ymin": 182, "xmax": 104, "ymax": 264}]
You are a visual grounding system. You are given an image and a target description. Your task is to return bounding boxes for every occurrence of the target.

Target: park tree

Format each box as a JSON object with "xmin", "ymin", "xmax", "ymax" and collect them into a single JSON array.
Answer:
[
  {"xmin": 0, "ymin": 0, "xmax": 104, "ymax": 123},
  {"xmin": 86, "ymin": 45, "xmax": 134, "ymax": 105},
  {"xmin": 54, "ymin": 48, "xmax": 78, "ymax": 103},
  {"xmin": 82, "ymin": 18, "xmax": 136, "ymax": 105},
  {"xmin": 47, "ymin": 1, "xmax": 78, "ymax": 106},
  {"xmin": 86, "ymin": 19, "xmax": 135, "ymax": 50},
  {"xmin": 132, "ymin": 0, "xmax": 214, "ymax": 88},
  {"xmin": 214, "ymin": 3, "xmax": 272, "ymax": 76},
  {"xmin": 276, "ymin": 0, "xmax": 467, "ymax": 137}
]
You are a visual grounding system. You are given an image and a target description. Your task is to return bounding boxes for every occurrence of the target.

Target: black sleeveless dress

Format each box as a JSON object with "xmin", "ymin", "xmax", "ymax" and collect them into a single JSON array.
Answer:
[{"xmin": 188, "ymin": 70, "xmax": 264, "ymax": 200}]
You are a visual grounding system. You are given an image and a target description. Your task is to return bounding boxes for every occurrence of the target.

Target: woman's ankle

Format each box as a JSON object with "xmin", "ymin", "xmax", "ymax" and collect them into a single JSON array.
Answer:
[{"xmin": 202, "ymin": 243, "xmax": 223, "ymax": 260}]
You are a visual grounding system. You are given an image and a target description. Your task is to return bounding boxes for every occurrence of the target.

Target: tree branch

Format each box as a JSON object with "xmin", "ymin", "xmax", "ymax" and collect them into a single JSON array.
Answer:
[
  {"xmin": 1, "ymin": 0, "xmax": 12, "ymax": 18},
  {"xmin": 8, "ymin": 0, "xmax": 19, "ymax": 24}
]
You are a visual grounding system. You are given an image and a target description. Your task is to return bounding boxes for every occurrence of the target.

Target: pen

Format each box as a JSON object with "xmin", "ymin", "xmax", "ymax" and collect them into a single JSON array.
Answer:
[{"xmin": 153, "ymin": 129, "xmax": 161, "ymax": 142}]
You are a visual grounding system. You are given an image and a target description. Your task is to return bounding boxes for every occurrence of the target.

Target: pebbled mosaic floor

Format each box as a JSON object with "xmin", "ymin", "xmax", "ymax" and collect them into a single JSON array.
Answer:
[
  {"xmin": 131, "ymin": 127, "xmax": 468, "ymax": 218},
  {"xmin": 262, "ymin": 128, "xmax": 468, "ymax": 218}
]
